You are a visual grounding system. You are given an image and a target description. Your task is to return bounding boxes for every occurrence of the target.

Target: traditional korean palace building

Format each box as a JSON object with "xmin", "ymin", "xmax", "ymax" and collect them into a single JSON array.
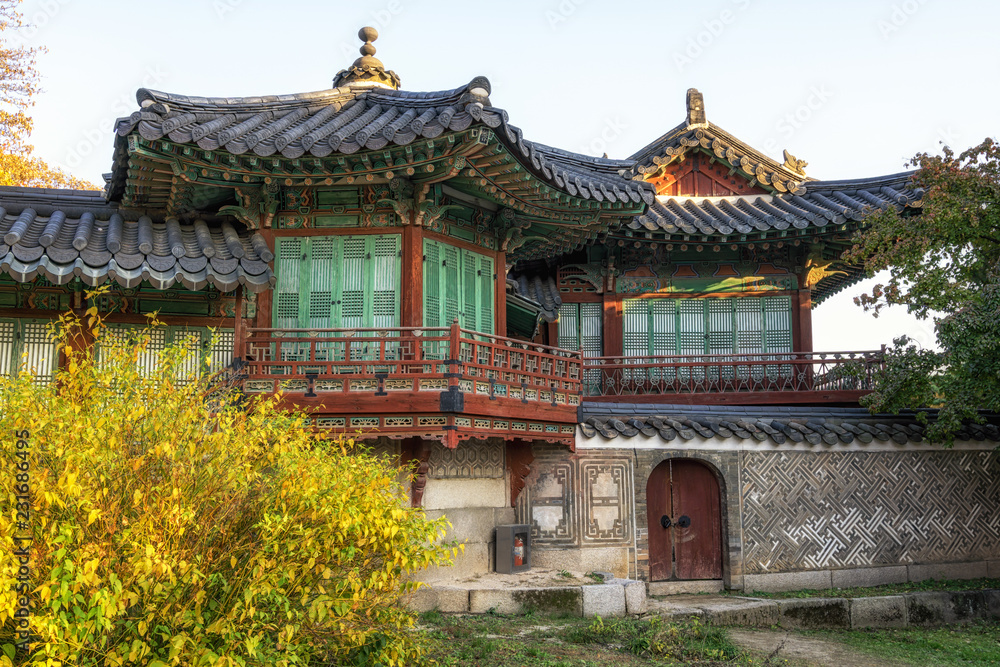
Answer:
[{"xmin": 2, "ymin": 29, "xmax": 997, "ymax": 592}]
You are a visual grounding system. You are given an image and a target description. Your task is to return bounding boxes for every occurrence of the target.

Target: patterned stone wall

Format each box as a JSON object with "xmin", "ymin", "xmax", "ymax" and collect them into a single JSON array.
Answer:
[
  {"xmin": 741, "ymin": 450, "xmax": 1000, "ymax": 574},
  {"xmin": 428, "ymin": 440, "xmax": 505, "ymax": 478},
  {"xmin": 516, "ymin": 445, "xmax": 635, "ymax": 563}
]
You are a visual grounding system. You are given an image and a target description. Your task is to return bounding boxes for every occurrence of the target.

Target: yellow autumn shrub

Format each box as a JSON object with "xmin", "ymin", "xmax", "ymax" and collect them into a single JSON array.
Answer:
[{"xmin": 0, "ymin": 306, "xmax": 457, "ymax": 666}]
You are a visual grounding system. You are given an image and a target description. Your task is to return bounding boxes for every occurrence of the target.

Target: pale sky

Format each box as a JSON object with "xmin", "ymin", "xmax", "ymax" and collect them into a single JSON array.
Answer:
[{"xmin": 11, "ymin": 0, "xmax": 998, "ymax": 352}]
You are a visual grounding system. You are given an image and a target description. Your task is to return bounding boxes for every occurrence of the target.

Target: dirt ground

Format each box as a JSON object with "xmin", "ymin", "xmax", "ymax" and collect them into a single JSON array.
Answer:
[{"xmin": 728, "ymin": 629, "xmax": 903, "ymax": 667}]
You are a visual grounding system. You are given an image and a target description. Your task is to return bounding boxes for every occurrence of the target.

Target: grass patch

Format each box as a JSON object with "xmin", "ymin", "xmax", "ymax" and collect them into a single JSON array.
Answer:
[
  {"xmin": 421, "ymin": 611, "xmax": 762, "ymax": 665},
  {"xmin": 722, "ymin": 577, "xmax": 1000, "ymax": 599},
  {"xmin": 807, "ymin": 620, "xmax": 1000, "ymax": 666}
]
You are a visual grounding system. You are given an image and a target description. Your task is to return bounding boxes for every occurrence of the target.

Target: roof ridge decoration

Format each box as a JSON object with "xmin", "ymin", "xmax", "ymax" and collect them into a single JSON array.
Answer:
[
  {"xmin": 629, "ymin": 88, "xmax": 812, "ymax": 195},
  {"xmin": 332, "ymin": 27, "xmax": 401, "ymax": 90}
]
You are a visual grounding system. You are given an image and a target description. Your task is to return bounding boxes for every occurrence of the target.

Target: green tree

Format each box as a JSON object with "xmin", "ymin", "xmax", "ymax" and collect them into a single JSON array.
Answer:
[
  {"xmin": 845, "ymin": 137, "xmax": 1000, "ymax": 442},
  {"xmin": 0, "ymin": 0, "xmax": 97, "ymax": 189},
  {"xmin": 1, "ymin": 304, "xmax": 456, "ymax": 666}
]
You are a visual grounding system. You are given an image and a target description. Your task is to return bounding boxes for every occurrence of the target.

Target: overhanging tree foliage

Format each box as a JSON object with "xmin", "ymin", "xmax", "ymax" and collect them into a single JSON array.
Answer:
[
  {"xmin": 845, "ymin": 137, "xmax": 1000, "ymax": 442},
  {"xmin": 0, "ymin": 0, "xmax": 96, "ymax": 189},
  {"xmin": 0, "ymin": 305, "xmax": 457, "ymax": 666}
]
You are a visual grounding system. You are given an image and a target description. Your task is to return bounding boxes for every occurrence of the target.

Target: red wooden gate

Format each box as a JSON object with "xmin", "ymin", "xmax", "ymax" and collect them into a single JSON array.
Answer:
[{"xmin": 646, "ymin": 459, "xmax": 723, "ymax": 581}]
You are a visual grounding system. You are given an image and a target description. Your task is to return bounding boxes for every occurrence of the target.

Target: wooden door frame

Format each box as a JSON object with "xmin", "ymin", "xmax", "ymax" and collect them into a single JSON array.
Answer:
[{"xmin": 644, "ymin": 456, "xmax": 728, "ymax": 583}]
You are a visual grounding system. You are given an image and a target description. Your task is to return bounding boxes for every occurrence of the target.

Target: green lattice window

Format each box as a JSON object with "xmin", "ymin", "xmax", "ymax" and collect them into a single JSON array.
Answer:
[
  {"xmin": 274, "ymin": 234, "xmax": 400, "ymax": 330},
  {"xmin": 423, "ymin": 239, "xmax": 494, "ymax": 334},
  {"xmin": 0, "ymin": 318, "xmax": 58, "ymax": 384},
  {"xmin": 557, "ymin": 303, "xmax": 603, "ymax": 357},
  {"xmin": 623, "ymin": 296, "xmax": 792, "ymax": 356}
]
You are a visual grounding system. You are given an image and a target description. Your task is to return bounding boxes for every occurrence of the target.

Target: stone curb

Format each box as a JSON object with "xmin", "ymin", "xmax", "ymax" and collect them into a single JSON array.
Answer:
[
  {"xmin": 655, "ymin": 588, "xmax": 1000, "ymax": 629},
  {"xmin": 406, "ymin": 575, "xmax": 647, "ymax": 618}
]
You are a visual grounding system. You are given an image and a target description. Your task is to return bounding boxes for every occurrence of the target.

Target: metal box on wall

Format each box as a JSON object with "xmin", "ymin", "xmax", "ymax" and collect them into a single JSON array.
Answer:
[{"xmin": 495, "ymin": 524, "xmax": 531, "ymax": 574}]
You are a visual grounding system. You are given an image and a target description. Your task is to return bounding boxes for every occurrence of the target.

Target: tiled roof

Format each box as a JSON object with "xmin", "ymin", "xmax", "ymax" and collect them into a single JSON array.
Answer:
[
  {"xmin": 629, "ymin": 120, "xmax": 811, "ymax": 195},
  {"xmin": 579, "ymin": 404, "xmax": 1000, "ymax": 446},
  {"xmin": 510, "ymin": 273, "xmax": 562, "ymax": 322},
  {"xmin": 111, "ymin": 78, "xmax": 653, "ymax": 207},
  {"xmin": 630, "ymin": 173, "xmax": 922, "ymax": 239},
  {"xmin": 0, "ymin": 187, "xmax": 274, "ymax": 293}
]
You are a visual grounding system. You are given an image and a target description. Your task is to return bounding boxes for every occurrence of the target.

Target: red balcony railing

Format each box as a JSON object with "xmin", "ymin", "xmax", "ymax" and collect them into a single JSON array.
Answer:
[
  {"xmin": 240, "ymin": 322, "xmax": 582, "ymax": 412},
  {"xmin": 239, "ymin": 322, "xmax": 882, "ymax": 416},
  {"xmin": 580, "ymin": 350, "xmax": 883, "ymax": 403}
]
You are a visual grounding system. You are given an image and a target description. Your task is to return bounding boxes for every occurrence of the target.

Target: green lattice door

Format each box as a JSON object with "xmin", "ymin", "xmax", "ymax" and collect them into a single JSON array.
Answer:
[
  {"xmin": 273, "ymin": 234, "xmax": 400, "ymax": 364},
  {"xmin": 622, "ymin": 296, "xmax": 793, "ymax": 382},
  {"xmin": 557, "ymin": 302, "xmax": 602, "ymax": 391},
  {"xmin": 423, "ymin": 239, "xmax": 494, "ymax": 334}
]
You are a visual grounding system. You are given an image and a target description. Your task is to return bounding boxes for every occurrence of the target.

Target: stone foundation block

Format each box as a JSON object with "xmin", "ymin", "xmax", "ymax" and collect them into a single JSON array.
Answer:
[
  {"xmin": 987, "ymin": 560, "xmax": 1000, "ymax": 578},
  {"xmin": 422, "ymin": 477, "xmax": 506, "ymax": 510},
  {"xmin": 582, "ymin": 584, "xmax": 627, "ymax": 618},
  {"xmin": 906, "ymin": 591, "xmax": 957, "ymax": 625},
  {"xmin": 406, "ymin": 586, "xmax": 469, "ymax": 614},
  {"xmin": 425, "ymin": 507, "xmax": 500, "ymax": 545},
  {"xmin": 700, "ymin": 600, "xmax": 778, "ymax": 627},
  {"xmin": 850, "ymin": 596, "xmax": 907, "ymax": 629},
  {"xmin": 469, "ymin": 589, "xmax": 522, "ymax": 615},
  {"xmin": 908, "ymin": 561, "xmax": 988, "ymax": 583},
  {"xmin": 532, "ymin": 547, "xmax": 630, "ymax": 579},
  {"xmin": 468, "ymin": 587, "xmax": 584, "ymax": 616},
  {"xmin": 831, "ymin": 566, "xmax": 908, "ymax": 590},
  {"xmin": 777, "ymin": 598, "xmax": 850, "ymax": 629},
  {"xmin": 744, "ymin": 570, "xmax": 832, "ymax": 593},
  {"xmin": 648, "ymin": 580, "xmax": 723, "ymax": 596},
  {"xmin": 985, "ymin": 589, "xmax": 1000, "ymax": 618},
  {"xmin": 420, "ymin": 542, "xmax": 489, "ymax": 582},
  {"xmin": 624, "ymin": 580, "xmax": 647, "ymax": 615}
]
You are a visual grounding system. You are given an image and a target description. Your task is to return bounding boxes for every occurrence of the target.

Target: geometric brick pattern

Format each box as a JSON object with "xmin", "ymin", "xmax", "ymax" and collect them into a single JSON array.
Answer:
[
  {"xmin": 428, "ymin": 440, "xmax": 504, "ymax": 478},
  {"xmin": 581, "ymin": 459, "xmax": 633, "ymax": 544},
  {"xmin": 520, "ymin": 458, "xmax": 577, "ymax": 545},
  {"xmin": 741, "ymin": 451, "xmax": 1000, "ymax": 574},
  {"xmin": 517, "ymin": 446, "xmax": 635, "ymax": 548}
]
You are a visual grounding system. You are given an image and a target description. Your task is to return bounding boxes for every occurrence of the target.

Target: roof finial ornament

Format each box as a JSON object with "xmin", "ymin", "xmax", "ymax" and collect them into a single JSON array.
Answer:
[
  {"xmin": 686, "ymin": 88, "xmax": 707, "ymax": 127},
  {"xmin": 333, "ymin": 26, "xmax": 401, "ymax": 90},
  {"xmin": 782, "ymin": 149, "xmax": 808, "ymax": 176}
]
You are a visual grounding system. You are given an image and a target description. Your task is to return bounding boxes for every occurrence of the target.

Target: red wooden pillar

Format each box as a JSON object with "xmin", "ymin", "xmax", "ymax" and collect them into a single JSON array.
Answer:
[
  {"xmin": 60, "ymin": 304, "xmax": 95, "ymax": 372},
  {"xmin": 545, "ymin": 321, "xmax": 559, "ymax": 347},
  {"xmin": 401, "ymin": 224, "xmax": 424, "ymax": 328},
  {"xmin": 603, "ymin": 292, "xmax": 623, "ymax": 357},
  {"xmin": 494, "ymin": 249, "xmax": 506, "ymax": 337},
  {"xmin": 796, "ymin": 288, "xmax": 813, "ymax": 353},
  {"xmin": 256, "ymin": 227, "xmax": 275, "ymax": 331}
]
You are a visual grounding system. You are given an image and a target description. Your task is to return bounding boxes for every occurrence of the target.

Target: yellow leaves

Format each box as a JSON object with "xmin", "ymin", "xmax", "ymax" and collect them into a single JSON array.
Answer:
[{"xmin": 0, "ymin": 321, "xmax": 448, "ymax": 666}]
